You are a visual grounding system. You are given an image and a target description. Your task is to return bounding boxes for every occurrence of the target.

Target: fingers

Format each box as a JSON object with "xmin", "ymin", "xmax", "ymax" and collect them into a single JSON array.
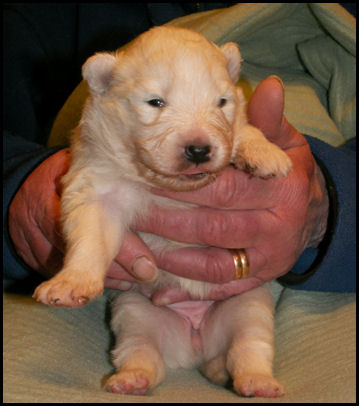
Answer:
[
  {"xmin": 108, "ymin": 240, "xmax": 266, "ymax": 291},
  {"xmin": 104, "ymin": 275, "xmax": 134, "ymax": 290},
  {"xmin": 151, "ymin": 287, "xmax": 191, "ymax": 306},
  {"xmin": 104, "ymin": 231, "xmax": 160, "ymax": 290},
  {"xmin": 20, "ymin": 223, "xmax": 62, "ymax": 278},
  {"xmin": 151, "ymin": 167, "xmax": 245, "ymax": 209},
  {"xmin": 153, "ymin": 246, "xmax": 265, "ymax": 284},
  {"xmin": 32, "ymin": 149, "xmax": 71, "ymax": 253},
  {"xmin": 8, "ymin": 174, "xmax": 62, "ymax": 276},
  {"xmin": 155, "ymin": 246, "xmax": 234, "ymax": 283},
  {"xmin": 112, "ymin": 231, "xmax": 158, "ymax": 282},
  {"xmin": 136, "ymin": 203, "xmax": 280, "ymax": 248},
  {"xmin": 25, "ymin": 220, "xmax": 64, "ymax": 277},
  {"xmin": 205, "ymin": 277, "xmax": 264, "ymax": 300},
  {"xmin": 151, "ymin": 249, "xmax": 265, "ymax": 306},
  {"xmin": 36, "ymin": 187, "xmax": 64, "ymax": 252},
  {"xmin": 151, "ymin": 276, "xmax": 264, "ymax": 306},
  {"xmin": 8, "ymin": 218, "xmax": 42, "ymax": 271},
  {"xmin": 151, "ymin": 166, "xmax": 291, "ymax": 210}
]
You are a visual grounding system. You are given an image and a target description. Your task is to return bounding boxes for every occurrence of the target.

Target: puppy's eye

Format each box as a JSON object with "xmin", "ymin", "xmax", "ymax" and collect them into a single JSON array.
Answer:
[
  {"xmin": 147, "ymin": 98, "xmax": 165, "ymax": 108},
  {"xmin": 218, "ymin": 98, "xmax": 227, "ymax": 108}
]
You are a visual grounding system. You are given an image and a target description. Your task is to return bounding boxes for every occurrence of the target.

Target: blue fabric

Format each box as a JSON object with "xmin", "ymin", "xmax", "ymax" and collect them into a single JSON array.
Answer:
[{"xmin": 283, "ymin": 136, "xmax": 356, "ymax": 292}]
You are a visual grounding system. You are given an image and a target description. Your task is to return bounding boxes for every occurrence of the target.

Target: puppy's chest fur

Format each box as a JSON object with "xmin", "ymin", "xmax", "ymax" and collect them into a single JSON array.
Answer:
[{"xmin": 99, "ymin": 177, "xmax": 215, "ymax": 299}]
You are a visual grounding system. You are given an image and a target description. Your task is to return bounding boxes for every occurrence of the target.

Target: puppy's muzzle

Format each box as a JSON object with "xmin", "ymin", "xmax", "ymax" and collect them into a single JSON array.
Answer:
[{"xmin": 184, "ymin": 144, "xmax": 211, "ymax": 164}]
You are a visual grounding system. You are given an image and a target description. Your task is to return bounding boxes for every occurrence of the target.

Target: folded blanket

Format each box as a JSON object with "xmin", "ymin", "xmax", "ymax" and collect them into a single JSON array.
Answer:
[
  {"xmin": 4, "ymin": 281, "xmax": 356, "ymax": 402},
  {"xmin": 49, "ymin": 3, "xmax": 356, "ymax": 148}
]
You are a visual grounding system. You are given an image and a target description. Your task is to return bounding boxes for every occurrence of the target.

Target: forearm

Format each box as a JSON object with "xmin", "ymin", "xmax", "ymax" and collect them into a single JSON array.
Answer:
[{"xmin": 278, "ymin": 136, "xmax": 356, "ymax": 292}]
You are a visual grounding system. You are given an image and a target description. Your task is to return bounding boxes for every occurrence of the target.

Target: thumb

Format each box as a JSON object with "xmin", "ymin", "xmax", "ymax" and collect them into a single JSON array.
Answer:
[
  {"xmin": 247, "ymin": 76, "xmax": 301, "ymax": 149},
  {"xmin": 115, "ymin": 231, "xmax": 158, "ymax": 282}
]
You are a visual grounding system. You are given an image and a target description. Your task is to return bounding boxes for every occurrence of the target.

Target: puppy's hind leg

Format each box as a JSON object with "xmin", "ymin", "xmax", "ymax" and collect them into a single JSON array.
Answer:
[
  {"xmin": 105, "ymin": 341, "xmax": 166, "ymax": 396},
  {"xmin": 200, "ymin": 286, "xmax": 284, "ymax": 397},
  {"xmin": 106, "ymin": 291, "xmax": 197, "ymax": 395},
  {"xmin": 226, "ymin": 286, "xmax": 285, "ymax": 397}
]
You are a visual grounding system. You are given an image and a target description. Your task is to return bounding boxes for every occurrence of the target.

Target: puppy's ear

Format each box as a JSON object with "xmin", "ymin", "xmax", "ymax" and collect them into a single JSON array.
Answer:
[
  {"xmin": 82, "ymin": 52, "xmax": 117, "ymax": 94},
  {"xmin": 220, "ymin": 42, "xmax": 242, "ymax": 83}
]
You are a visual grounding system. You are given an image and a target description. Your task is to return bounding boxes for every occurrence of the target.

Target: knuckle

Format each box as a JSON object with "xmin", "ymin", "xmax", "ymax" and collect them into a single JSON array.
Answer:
[
  {"xmin": 196, "ymin": 211, "xmax": 235, "ymax": 247},
  {"xmin": 204, "ymin": 250, "xmax": 232, "ymax": 284},
  {"xmin": 211, "ymin": 169, "xmax": 241, "ymax": 208}
]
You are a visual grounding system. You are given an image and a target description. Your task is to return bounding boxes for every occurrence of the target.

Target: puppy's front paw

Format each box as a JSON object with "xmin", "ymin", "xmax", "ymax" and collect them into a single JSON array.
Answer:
[
  {"xmin": 105, "ymin": 369, "xmax": 154, "ymax": 396},
  {"xmin": 233, "ymin": 374, "xmax": 285, "ymax": 398},
  {"xmin": 233, "ymin": 141, "xmax": 292, "ymax": 179},
  {"xmin": 33, "ymin": 270, "xmax": 104, "ymax": 307}
]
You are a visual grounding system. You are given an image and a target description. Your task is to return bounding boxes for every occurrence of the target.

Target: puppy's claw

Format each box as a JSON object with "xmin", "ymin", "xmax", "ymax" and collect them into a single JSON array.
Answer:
[
  {"xmin": 33, "ymin": 273, "xmax": 103, "ymax": 307},
  {"xmin": 77, "ymin": 297, "xmax": 89, "ymax": 305},
  {"xmin": 105, "ymin": 370, "xmax": 152, "ymax": 396},
  {"xmin": 233, "ymin": 374, "xmax": 285, "ymax": 398}
]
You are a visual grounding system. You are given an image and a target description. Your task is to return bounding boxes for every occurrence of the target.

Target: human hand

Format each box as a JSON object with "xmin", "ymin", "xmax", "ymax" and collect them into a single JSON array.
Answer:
[
  {"xmin": 8, "ymin": 148, "xmax": 158, "ymax": 287},
  {"xmin": 131, "ymin": 76, "xmax": 329, "ymax": 304},
  {"xmin": 9, "ymin": 76, "xmax": 328, "ymax": 303},
  {"xmin": 8, "ymin": 149, "xmax": 70, "ymax": 278}
]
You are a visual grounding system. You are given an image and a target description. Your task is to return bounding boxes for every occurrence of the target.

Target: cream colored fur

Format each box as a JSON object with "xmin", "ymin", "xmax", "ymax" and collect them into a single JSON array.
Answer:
[{"xmin": 33, "ymin": 26, "xmax": 291, "ymax": 397}]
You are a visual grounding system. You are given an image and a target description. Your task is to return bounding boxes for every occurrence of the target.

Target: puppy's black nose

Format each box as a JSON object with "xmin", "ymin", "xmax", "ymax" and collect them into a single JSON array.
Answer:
[{"xmin": 184, "ymin": 144, "xmax": 211, "ymax": 164}]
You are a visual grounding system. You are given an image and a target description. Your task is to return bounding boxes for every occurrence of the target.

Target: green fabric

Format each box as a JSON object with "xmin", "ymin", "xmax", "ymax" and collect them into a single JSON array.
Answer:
[
  {"xmin": 4, "ymin": 282, "xmax": 356, "ymax": 402},
  {"xmin": 48, "ymin": 3, "xmax": 356, "ymax": 148}
]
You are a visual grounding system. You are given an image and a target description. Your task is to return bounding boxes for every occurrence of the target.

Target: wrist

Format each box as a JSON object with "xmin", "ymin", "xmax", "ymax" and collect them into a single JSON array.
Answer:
[
  {"xmin": 307, "ymin": 161, "xmax": 329, "ymax": 248},
  {"xmin": 277, "ymin": 153, "xmax": 338, "ymax": 286}
]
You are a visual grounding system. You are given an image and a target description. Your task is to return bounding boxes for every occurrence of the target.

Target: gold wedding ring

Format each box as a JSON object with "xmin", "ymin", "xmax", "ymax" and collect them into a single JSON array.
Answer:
[{"xmin": 228, "ymin": 248, "xmax": 250, "ymax": 280}]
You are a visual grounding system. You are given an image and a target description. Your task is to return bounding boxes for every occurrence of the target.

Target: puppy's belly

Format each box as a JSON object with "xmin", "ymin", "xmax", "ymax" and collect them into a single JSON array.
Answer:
[{"xmin": 166, "ymin": 300, "xmax": 214, "ymax": 351}]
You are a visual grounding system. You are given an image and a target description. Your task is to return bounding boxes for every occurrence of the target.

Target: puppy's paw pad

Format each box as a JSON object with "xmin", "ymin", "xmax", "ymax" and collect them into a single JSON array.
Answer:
[
  {"xmin": 33, "ymin": 274, "xmax": 103, "ymax": 307},
  {"xmin": 233, "ymin": 374, "xmax": 285, "ymax": 398},
  {"xmin": 105, "ymin": 370, "xmax": 152, "ymax": 395},
  {"xmin": 234, "ymin": 143, "xmax": 292, "ymax": 179}
]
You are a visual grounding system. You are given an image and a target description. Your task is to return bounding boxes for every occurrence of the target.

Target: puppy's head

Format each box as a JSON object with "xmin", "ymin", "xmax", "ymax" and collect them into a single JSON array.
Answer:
[{"xmin": 82, "ymin": 26, "xmax": 243, "ymax": 191}]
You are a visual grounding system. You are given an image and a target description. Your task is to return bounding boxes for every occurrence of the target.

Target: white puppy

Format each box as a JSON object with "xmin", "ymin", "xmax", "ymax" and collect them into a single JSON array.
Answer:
[{"xmin": 34, "ymin": 26, "xmax": 291, "ymax": 397}]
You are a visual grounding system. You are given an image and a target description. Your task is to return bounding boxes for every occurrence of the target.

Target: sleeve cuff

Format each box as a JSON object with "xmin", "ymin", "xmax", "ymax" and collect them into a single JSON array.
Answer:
[
  {"xmin": 277, "ymin": 135, "xmax": 356, "ymax": 292},
  {"xmin": 277, "ymin": 153, "xmax": 338, "ymax": 285}
]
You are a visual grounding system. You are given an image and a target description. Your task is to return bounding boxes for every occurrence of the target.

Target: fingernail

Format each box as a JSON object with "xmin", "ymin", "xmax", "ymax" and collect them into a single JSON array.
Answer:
[
  {"xmin": 117, "ymin": 281, "xmax": 133, "ymax": 291},
  {"xmin": 155, "ymin": 296, "xmax": 171, "ymax": 306},
  {"xmin": 130, "ymin": 256, "xmax": 158, "ymax": 282},
  {"xmin": 268, "ymin": 75, "xmax": 284, "ymax": 88}
]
